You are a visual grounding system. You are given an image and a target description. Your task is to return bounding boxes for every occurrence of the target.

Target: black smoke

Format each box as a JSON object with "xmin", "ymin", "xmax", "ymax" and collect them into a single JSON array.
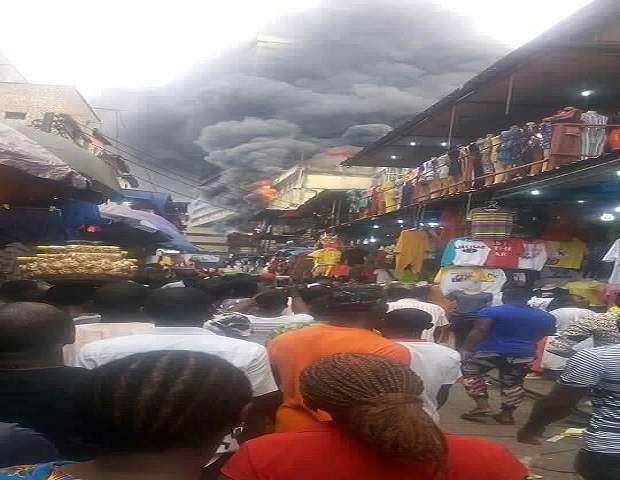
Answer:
[{"xmin": 96, "ymin": 0, "xmax": 506, "ymax": 221}]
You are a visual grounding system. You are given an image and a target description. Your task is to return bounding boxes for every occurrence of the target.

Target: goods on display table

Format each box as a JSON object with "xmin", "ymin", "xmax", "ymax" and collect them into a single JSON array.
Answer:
[{"xmin": 18, "ymin": 244, "xmax": 138, "ymax": 279}]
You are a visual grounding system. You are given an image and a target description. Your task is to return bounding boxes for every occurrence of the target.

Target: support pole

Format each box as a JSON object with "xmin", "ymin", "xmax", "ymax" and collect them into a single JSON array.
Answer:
[
  {"xmin": 505, "ymin": 74, "xmax": 514, "ymax": 115},
  {"xmin": 447, "ymin": 105, "xmax": 457, "ymax": 147}
]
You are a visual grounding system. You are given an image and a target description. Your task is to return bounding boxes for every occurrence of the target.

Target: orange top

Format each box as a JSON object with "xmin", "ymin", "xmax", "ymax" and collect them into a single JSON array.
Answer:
[{"xmin": 267, "ymin": 324, "xmax": 411, "ymax": 432}]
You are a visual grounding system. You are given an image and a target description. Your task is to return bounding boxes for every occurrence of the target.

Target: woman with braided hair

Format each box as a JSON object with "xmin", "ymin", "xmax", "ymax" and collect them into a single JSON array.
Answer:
[
  {"xmin": 0, "ymin": 350, "xmax": 252, "ymax": 480},
  {"xmin": 222, "ymin": 353, "xmax": 527, "ymax": 480}
]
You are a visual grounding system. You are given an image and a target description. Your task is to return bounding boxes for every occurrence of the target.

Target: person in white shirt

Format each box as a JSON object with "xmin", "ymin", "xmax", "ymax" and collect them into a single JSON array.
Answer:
[
  {"xmin": 379, "ymin": 308, "xmax": 461, "ymax": 422},
  {"xmin": 76, "ymin": 287, "xmax": 280, "ymax": 440},
  {"xmin": 224, "ymin": 289, "xmax": 313, "ymax": 345},
  {"xmin": 385, "ymin": 285, "xmax": 449, "ymax": 343},
  {"xmin": 63, "ymin": 281, "xmax": 154, "ymax": 365},
  {"xmin": 542, "ymin": 295, "xmax": 594, "ymax": 372}
]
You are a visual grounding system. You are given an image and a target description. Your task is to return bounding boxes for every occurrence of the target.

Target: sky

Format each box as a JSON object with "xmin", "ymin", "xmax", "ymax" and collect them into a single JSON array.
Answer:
[
  {"xmin": 0, "ymin": 0, "xmax": 597, "ymax": 222},
  {"xmin": 0, "ymin": 0, "xmax": 594, "ymax": 97}
]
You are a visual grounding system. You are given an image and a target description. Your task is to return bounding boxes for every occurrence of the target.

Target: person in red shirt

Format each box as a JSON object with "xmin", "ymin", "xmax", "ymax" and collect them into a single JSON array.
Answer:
[{"xmin": 221, "ymin": 353, "xmax": 528, "ymax": 480}]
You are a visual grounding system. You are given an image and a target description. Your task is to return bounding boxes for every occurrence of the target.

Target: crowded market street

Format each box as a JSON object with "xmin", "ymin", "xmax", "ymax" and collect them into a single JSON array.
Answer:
[{"xmin": 0, "ymin": 1, "xmax": 619, "ymax": 479}]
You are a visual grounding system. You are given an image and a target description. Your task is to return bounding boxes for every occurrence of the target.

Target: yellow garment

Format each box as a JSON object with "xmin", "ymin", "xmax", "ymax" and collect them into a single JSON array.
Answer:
[
  {"xmin": 546, "ymin": 239, "xmax": 587, "ymax": 269},
  {"xmin": 565, "ymin": 280, "xmax": 606, "ymax": 306},
  {"xmin": 382, "ymin": 180, "xmax": 397, "ymax": 213},
  {"xmin": 394, "ymin": 230, "xmax": 428, "ymax": 273},
  {"xmin": 308, "ymin": 248, "xmax": 341, "ymax": 267},
  {"xmin": 608, "ymin": 306, "xmax": 620, "ymax": 314}
]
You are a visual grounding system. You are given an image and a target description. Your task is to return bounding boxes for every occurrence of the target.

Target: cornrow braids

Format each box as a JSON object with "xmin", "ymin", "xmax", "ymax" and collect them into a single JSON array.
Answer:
[
  {"xmin": 300, "ymin": 353, "xmax": 447, "ymax": 469},
  {"xmin": 78, "ymin": 350, "xmax": 252, "ymax": 451}
]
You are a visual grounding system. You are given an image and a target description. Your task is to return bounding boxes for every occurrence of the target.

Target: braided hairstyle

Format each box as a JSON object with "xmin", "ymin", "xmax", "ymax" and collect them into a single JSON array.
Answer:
[
  {"xmin": 78, "ymin": 350, "xmax": 252, "ymax": 451},
  {"xmin": 300, "ymin": 353, "xmax": 447, "ymax": 466}
]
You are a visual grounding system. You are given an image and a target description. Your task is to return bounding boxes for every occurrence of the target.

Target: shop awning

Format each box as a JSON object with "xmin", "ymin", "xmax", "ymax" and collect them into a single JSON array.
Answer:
[
  {"xmin": 0, "ymin": 121, "xmax": 88, "ymax": 190},
  {"xmin": 7, "ymin": 123, "xmax": 122, "ymax": 197}
]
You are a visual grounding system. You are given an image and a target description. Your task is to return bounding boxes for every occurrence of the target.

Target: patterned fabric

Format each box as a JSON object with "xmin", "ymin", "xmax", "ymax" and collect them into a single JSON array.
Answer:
[
  {"xmin": 475, "ymin": 136, "xmax": 494, "ymax": 174},
  {"xmin": 580, "ymin": 111, "xmax": 608, "ymax": 158},
  {"xmin": 540, "ymin": 122, "xmax": 554, "ymax": 149},
  {"xmin": 462, "ymin": 352, "xmax": 533, "ymax": 410},
  {"xmin": 547, "ymin": 312, "xmax": 620, "ymax": 357},
  {"xmin": 497, "ymin": 126, "xmax": 524, "ymax": 165},
  {"xmin": 205, "ymin": 313, "xmax": 252, "ymax": 338},
  {"xmin": 469, "ymin": 207, "xmax": 514, "ymax": 239},
  {"xmin": 559, "ymin": 345, "xmax": 620, "ymax": 454},
  {"xmin": 0, "ymin": 463, "xmax": 76, "ymax": 479}
]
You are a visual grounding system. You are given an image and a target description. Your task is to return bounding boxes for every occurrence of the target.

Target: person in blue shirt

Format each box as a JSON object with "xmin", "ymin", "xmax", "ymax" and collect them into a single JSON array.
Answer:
[{"xmin": 460, "ymin": 287, "xmax": 555, "ymax": 425}]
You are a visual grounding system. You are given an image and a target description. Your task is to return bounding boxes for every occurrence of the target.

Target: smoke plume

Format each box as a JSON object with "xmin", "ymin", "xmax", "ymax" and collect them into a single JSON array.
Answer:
[{"xmin": 96, "ymin": 0, "xmax": 505, "ymax": 222}]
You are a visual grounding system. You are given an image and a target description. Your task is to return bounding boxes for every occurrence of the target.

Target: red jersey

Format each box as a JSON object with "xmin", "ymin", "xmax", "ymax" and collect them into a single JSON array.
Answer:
[{"xmin": 483, "ymin": 238, "xmax": 524, "ymax": 268}]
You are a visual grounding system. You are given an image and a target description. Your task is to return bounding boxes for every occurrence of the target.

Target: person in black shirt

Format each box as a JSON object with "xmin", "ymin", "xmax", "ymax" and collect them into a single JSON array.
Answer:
[{"xmin": 0, "ymin": 302, "xmax": 92, "ymax": 459}]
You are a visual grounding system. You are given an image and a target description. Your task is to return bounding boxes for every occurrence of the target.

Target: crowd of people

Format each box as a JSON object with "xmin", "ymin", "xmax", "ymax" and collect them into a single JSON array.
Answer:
[{"xmin": 0, "ymin": 273, "xmax": 618, "ymax": 479}]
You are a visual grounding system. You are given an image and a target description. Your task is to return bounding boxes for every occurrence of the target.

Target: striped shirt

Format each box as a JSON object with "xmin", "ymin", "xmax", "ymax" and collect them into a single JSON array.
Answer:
[
  {"xmin": 559, "ymin": 345, "xmax": 620, "ymax": 454},
  {"xmin": 469, "ymin": 208, "xmax": 514, "ymax": 239}
]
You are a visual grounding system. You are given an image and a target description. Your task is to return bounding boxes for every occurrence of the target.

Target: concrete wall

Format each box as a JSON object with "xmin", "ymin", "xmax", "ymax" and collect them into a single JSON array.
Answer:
[
  {"xmin": 269, "ymin": 165, "xmax": 375, "ymax": 209},
  {"xmin": 0, "ymin": 83, "xmax": 100, "ymax": 127},
  {"xmin": 184, "ymin": 226, "xmax": 229, "ymax": 253}
]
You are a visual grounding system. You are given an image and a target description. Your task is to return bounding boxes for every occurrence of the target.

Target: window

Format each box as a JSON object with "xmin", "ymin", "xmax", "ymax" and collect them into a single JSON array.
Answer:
[{"xmin": 4, "ymin": 111, "xmax": 26, "ymax": 120}]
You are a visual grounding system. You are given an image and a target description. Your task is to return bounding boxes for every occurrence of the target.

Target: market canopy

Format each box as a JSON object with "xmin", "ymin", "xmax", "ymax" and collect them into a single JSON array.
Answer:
[
  {"xmin": 0, "ymin": 121, "xmax": 88, "ymax": 190},
  {"xmin": 99, "ymin": 202, "xmax": 201, "ymax": 253},
  {"xmin": 5, "ymin": 122, "xmax": 122, "ymax": 198}
]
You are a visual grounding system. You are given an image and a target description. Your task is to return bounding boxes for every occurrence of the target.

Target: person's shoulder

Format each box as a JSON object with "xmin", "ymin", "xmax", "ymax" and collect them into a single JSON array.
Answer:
[
  {"xmin": 79, "ymin": 333, "xmax": 144, "ymax": 352},
  {"xmin": 245, "ymin": 424, "xmax": 337, "ymax": 449},
  {"xmin": 271, "ymin": 322, "xmax": 323, "ymax": 342},
  {"xmin": 445, "ymin": 434, "xmax": 525, "ymax": 467},
  {"xmin": 578, "ymin": 344, "xmax": 620, "ymax": 361},
  {"xmin": 407, "ymin": 341, "xmax": 460, "ymax": 359}
]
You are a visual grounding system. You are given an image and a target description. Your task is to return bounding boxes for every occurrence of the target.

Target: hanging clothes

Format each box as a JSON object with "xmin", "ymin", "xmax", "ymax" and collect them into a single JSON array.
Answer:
[
  {"xmin": 394, "ymin": 229, "xmax": 429, "ymax": 273},
  {"xmin": 382, "ymin": 179, "xmax": 397, "ymax": 213},
  {"xmin": 545, "ymin": 239, "xmax": 587, "ymax": 269},
  {"xmin": 447, "ymin": 147, "xmax": 462, "ymax": 177},
  {"xmin": 497, "ymin": 126, "xmax": 524, "ymax": 165},
  {"xmin": 476, "ymin": 135, "xmax": 495, "ymax": 174},
  {"xmin": 434, "ymin": 267, "xmax": 507, "ymax": 296},
  {"xmin": 483, "ymin": 238, "xmax": 525, "ymax": 269},
  {"xmin": 523, "ymin": 122, "xmax": 545, "ymax": 175},
  {"xmin": 580, "ymin": 111, "xmax": 608, "ymax": 158},
  {"xmin": 518, "ymin": 241, "xmax": 548, "ymax": 271},
  {"xmin": 543, "ymin": 107, "xmax": 583, "ymax": 167},
  {"xmin": 469, "ymin": 207, "xmax": 514, "ymax": 239}
]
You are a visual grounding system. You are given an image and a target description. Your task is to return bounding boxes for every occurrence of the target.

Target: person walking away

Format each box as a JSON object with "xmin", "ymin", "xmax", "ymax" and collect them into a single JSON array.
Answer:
[
  {"xmin": 517, "ymin": 343, "xmax": 620, "ymax": 479},
  {"xmin": 63, "ymin": 281, "xmax": 154, "ymax": 366},
  {"xmin": 541, "ymin": 295, "xmax": 594, "ymax": 374},
  {"xmin": 231, "ymin": 290, "xmax": 313, "ymax": 344},
  {"xmin": 76, "ymin": 288, "xmax": 279, "ymax": 442},
  {"xmin": 385, "ymin": 285, "xmax": 449, "ymax": 342},
  {"xmin": 222, "ymin": 353, "xmax": 528, "ymax": 480},
  {"xmin": 0, "ymin": 303, "xmax": 91, "ymax": 459},
  {"xmin": 547, "ymin": 303, "xmax": 620, "ymax": 358},
  {"xmin": 0, "ymin": 351, "xmax": 252, "ymax": 480},
  {"xmin": 460, "ymin": 288, "xmax": 555, "ymax": 425},
  {"xmin": 380, "ymin": 308, "xmax": 461, "ymax": 422},
  {"xmin": 43, "ymin": 285, "xmax": 97, "ymax": 324},
  {"xmin": 268, "ymin": 286, "xmax": 410, "ymax": 432}
]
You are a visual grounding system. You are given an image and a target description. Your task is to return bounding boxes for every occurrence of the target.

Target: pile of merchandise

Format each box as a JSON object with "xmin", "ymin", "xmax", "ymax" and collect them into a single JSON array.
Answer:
[{"xmin": 18, "ymin": 244, "xmax": 138, "ymax": 279}]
